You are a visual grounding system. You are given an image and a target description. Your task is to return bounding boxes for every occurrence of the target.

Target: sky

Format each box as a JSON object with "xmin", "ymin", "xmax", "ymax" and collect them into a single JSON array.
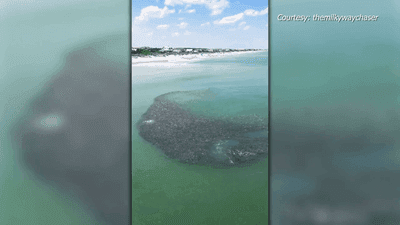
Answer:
[{"xmin": 132, "ymin": 0, "xmax": 268, "ymax": 49}]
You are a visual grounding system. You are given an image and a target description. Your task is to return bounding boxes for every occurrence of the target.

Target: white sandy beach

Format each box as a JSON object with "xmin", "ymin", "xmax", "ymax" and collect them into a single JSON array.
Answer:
[{"xmin": 132, "ymin": 50, "xmax": 266, "ymax": 67}]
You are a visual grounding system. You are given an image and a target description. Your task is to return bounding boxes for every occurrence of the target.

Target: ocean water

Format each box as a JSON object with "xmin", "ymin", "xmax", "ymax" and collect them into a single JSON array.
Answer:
[
  {"xmin": 1, "ymin": 0, "xmax": 130, "ymax": 224},
  {"xmin": 270, "ymin": 0, "xmax": 400, "ymax": 224},
  {"xmin": 2, "ymin": 34, "xmax": 131, "ymax": 224},
  {"xmin": 132, "ymin": 52, "xmax": 268, "ymax": 224}
]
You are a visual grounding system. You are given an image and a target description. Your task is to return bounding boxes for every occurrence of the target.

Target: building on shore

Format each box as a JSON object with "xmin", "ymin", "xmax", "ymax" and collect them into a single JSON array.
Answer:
[
  {"xmin": 131, "ymin": 46, "xmax": 262, "ymax": 57},
  {"xmin": 161, "ymin": 46, "xmax": 171, "ymax": 52}
]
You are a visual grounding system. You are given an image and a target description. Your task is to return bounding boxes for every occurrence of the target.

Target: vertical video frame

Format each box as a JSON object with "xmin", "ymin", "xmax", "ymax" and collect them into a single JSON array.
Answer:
[{"xmin": 132, "ymin": 0, "xmax": 269, "ymax": 224}]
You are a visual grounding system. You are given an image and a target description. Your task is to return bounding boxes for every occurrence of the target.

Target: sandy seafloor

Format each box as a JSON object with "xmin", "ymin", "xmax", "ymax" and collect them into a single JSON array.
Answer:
[{"xmin": 131, "ymin": 51, "xmax": 269, "ymax": 224}]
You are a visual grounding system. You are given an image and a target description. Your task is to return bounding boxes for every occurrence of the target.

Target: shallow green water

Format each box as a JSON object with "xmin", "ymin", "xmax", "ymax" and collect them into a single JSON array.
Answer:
[
  {"xmin": 270, "ymin": 0, "xmax": 400, "ymax": 224},
  {"xmin": 132, "ymin": 52, "xmax": 268, "ymax": 224},
  {"xmin": 0, "ymin": 0, "xmax": 129, "ymax": 223}
]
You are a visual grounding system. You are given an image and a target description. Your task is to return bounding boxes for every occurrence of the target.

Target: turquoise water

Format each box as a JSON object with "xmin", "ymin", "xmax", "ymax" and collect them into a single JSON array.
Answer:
[
  {"xmin": 0, "ymin": 0, "xmax": 130, "ymax": 224},
  {"xmin": 270, "ymin": 0, "xmax": 400, "ymax": 224},
  {"xmin": 132, "ymin": 52, "xmax": 268, "ymax": 224}
]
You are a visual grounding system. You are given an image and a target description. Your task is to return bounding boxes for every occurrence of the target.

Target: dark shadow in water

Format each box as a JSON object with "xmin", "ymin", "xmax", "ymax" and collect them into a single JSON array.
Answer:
[
  {"xmin": 271, "ymin": 107, "xmax": 400, "ymax": 225},
  {"xmin": 136, "ymin": 90, "xmax": 268, "ymax": 168},
  {"xmin": 10, "ymin": 34, "xmax": 130, "ymax": 225}
]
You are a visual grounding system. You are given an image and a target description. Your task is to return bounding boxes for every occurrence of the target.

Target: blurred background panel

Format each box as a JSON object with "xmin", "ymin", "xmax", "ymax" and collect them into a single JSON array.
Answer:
[
  {"xmin": 0, "ymin": 0, "xmax": 130, "ymax": 224},
  {"xmin": 270, "ymin": 0, "xmax": 400, "ymax": 224}
]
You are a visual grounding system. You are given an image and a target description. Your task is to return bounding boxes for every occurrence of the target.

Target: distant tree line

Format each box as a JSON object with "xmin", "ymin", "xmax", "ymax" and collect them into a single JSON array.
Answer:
[
  {"xmin": 131, "ymin": 47, "xmax": 265, "ymax": 56},
  {"xmin": 132, "ymin": 48, "xmax": 161, "ymax": 55}
]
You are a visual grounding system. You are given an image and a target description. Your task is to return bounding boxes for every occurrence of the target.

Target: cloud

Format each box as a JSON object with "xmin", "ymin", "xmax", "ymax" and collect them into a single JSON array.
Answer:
[
  {"xmin": 177, "ymin": 22, "xmax": 188, "ymax": 29},
  {"xmin": 229, "ymin": 28, "xmax": 236, "ymax": 31},
  {"xmin": 238, "ymin": 21, "xmax": 246, "ymax": 26},
  {"xmin": 172, "ymin": 32, "xmax": 180, "ymax": 37},
  {"xmin": 134, "ymin": 6, "xmax": 175, "ymax": 23},
  {"xmin": 179, "ymin": 9, "xmax": 182, "ymax": 13},
  {"xmin": 244, "ymin": 7, "xmax": 268, "ymax": 16},
  {"xmin": 187, "ymin": 9, "xmax": 195, "ymax": 13},
  {"xmin": 201, "ymin": 22, "xmax": 210, "ymax": 26},
  {"xmin": 179, "ymin": 17, "xmax": 184, "ymax": 20},
  {"xmin": 243, "ymin": 25, "xmax": 250, "ymax": 30},
  {"xmin": 156, "ymin": 24, "xmax": 170, "ymax": 29},
  {"xmin": 164, "ymin": 0, "xmax": 229, "ymax": 15},
  {"xmin": 214, "ymin": 13, "xmax": 244, "ymax": 25},
  {"xmin": 147, "ymin": 32, "xmax": 154, "ymax": 36},
  {"xmin": 184, "ymin": 30, "xmax": 191, "ymax": 35}
]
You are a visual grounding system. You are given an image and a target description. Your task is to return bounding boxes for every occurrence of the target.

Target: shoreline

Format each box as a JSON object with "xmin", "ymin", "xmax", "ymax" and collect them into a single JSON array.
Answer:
[{"xmin": 132, "ymin": 50, "xmax": 266, "ymax": 66}]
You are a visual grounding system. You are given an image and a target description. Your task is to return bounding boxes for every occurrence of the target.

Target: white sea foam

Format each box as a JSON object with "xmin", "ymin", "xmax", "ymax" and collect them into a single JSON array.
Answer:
[
  {"xmin": 33, "ymin": 113, "xmax": 65, "ymax": 131},
  {"xmin": 210, "ymin": 140, "xmax": 239, "ymax": 161},
  {"xmin": 132, "ymin": 51, "xmax": 264, "ymax": 67},
  {"xmin": 131, "ymin": 50, "xmax": 267, "ymax": 84},
  {"xmin": 143, "ymin": 120, "xmax": 155, "ymax": 124}
]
